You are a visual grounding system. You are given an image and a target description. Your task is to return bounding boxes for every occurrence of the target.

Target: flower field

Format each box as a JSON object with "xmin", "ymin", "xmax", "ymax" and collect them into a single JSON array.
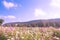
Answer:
[{"xmin": 0, "ymin": 27, "xmax": 60, "ymax": 40}]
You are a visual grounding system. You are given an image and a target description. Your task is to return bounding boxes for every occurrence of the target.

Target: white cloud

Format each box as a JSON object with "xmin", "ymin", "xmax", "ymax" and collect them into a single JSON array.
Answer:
[
  {"xmin": 34, "ymin": 9, "xmax": 46, "ymax": 17},
  {"xmin": 2, "ymin": 0, "xmax": 18, "ymax": 9},
  {"xmin": 50, "ymin": 0, "xmax": 60, "ymax": 8},
  {"xmin": 49, "ymin": 12, "xmax": 60, "ymax": 18},
  {"xmin": 6, "ymin": 15, "xmax": 16, "ymax": 19},
  {"xmin": 34, "ymin": 9, "xmax": 60, "ymax": 19},
  {"xmin": 0, "ymin": 15, "xmax": 16, "ymax": 19}
]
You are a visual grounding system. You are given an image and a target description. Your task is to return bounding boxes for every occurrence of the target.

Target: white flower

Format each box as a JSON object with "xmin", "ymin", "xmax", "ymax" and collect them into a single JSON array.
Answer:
[
  {"xmin": 53, "ymin": 36, "xmax": 60, "ymax": 40},
  {"xmin": 11, "ymin": 38, "xmax": 15, "ymax": 40},
  {"xmin": 7, "ymin": 39, "xmax": 10, "ymax": 40},
  {"xmin": 16, "ymin": 31, "xmax": 20, "ymax": 34},
  {"xmin": 21, "ymin": 37, "xmax": 24, "ymax": 39},
  {"xmin": 27, "ymin": 30, "xmax": 30, "ymax": 33}
]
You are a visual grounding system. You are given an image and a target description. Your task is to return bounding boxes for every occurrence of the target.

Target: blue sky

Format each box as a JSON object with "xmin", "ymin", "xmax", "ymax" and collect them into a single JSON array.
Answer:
[{"xmin": 0, "ymin": 0, "xmax": 60, "ymax": 23}]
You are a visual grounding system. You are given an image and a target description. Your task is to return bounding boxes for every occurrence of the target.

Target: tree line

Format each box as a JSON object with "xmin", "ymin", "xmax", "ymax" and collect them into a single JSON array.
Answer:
[
  {"xmin": 3, "ymin": 21, "xmax": 60, "ymax": 27},
  {"xmin": 0, "ymin": 19, "xmax": 60, "ymax": 27}
]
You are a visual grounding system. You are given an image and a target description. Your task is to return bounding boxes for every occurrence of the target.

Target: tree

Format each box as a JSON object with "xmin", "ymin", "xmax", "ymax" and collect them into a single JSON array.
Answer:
[{"xmin": 0, "ymin": 19, "xmax": 4, "ymax": 25}]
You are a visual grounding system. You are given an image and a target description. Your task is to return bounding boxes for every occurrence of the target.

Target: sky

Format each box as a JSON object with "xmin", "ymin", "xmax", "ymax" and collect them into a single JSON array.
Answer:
[{"xmin": 0, "ymin": 0, "xmax": 60, "ymax": 23}]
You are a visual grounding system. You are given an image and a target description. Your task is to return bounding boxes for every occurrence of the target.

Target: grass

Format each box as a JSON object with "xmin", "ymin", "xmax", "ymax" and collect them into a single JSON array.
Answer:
[{"xmin": 0, "ymin": 27, "xmax": 60, "ymax": 40}]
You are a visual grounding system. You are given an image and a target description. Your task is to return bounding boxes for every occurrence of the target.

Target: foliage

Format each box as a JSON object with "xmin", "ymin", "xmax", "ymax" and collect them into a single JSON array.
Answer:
[
  {"xmin": 0, "ymin": 27, "xmax": 60, "ymax": 40},
  {"xmin": 0, "ymin": 31, "xmax": 7, "ymax": 40},
  {"xmin": 0, "ymin": 19, "xmax": 4, "ymax": 25}
]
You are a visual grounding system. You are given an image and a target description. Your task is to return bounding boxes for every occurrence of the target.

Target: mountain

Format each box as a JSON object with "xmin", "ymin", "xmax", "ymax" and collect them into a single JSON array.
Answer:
[{"xmin": 3, "ymin": 18, "xmax": 60, "ymax": 27}]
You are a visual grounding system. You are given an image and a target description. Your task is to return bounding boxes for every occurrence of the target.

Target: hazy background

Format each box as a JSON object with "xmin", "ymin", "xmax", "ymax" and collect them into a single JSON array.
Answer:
[{"xmin": 0, "ymin": 0, "xmax": 60, "ymax": 23}]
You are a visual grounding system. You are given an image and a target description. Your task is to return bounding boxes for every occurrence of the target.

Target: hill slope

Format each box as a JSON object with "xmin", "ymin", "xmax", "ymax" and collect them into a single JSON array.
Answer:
[{"xmin": 3, "ymin": 18, "xmax": 60, "ymax": 27}]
